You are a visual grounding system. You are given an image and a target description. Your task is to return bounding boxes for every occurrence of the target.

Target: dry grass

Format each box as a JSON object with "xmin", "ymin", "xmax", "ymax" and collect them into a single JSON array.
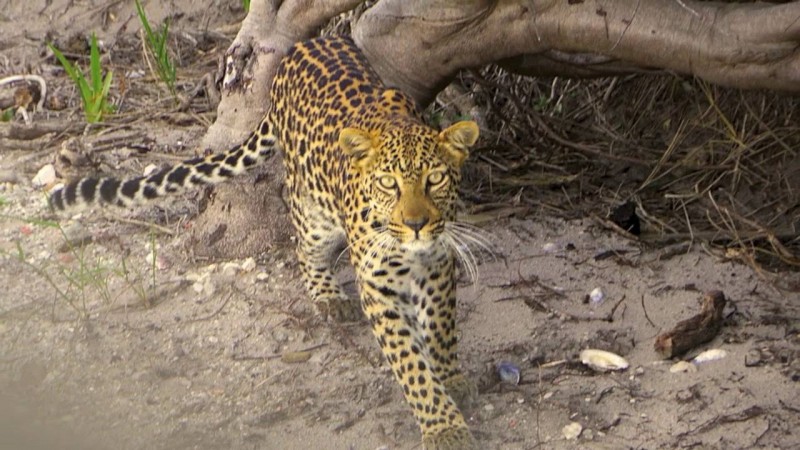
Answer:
[{"xmin": 435, "ymin": 67, "xmax": 799, "ymax": 276}]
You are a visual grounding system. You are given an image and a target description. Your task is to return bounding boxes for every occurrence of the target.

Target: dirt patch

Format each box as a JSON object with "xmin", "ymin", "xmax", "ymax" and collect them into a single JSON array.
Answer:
[{"xmin": 1, "ymin": 1, "xmax": 799, "ymax": 450}]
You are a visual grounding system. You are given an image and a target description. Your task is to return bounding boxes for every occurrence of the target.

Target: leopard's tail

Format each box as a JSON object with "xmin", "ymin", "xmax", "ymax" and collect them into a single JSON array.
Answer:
[{"xmin": 49, "ymin": 119, "xmax": 280, "ymax": 211}]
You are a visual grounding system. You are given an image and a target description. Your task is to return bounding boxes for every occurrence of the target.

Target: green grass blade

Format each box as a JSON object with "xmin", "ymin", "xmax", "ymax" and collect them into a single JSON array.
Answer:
[
  {"xmin": 89, "ymin": 33, "xmax": 102, "ymax": 94},
  {"xmin": 135, "ymin": 0, "xmax": 155, "ymax": 40}
]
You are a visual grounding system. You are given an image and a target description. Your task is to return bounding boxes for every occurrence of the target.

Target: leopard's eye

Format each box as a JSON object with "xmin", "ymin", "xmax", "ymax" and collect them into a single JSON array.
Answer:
[
  {"xmin": 377, "ymin": 175, "xmax": 397, "ymax": 191},
  {"xmin": 426, "ymin": 171, "xmax": 447, "ymax": 187}
]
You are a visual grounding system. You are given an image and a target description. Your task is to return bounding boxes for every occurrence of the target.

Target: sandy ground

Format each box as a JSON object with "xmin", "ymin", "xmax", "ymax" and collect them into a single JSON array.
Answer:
[{"xmin": 1, "ymin": 1, "xmax": 799, "ymax": 449}]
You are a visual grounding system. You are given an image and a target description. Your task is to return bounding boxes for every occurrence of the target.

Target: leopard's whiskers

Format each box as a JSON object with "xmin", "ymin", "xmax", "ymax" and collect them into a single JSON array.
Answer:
[{"xmin": 442, "ymin": 221, "xmax": 496, "ymax": 283}]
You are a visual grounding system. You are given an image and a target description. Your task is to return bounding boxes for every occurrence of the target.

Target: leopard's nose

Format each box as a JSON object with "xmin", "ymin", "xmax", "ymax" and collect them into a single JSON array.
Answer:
[{"xmin": 403, "ymin": 217, "xmax": 429, "ymax": 233}]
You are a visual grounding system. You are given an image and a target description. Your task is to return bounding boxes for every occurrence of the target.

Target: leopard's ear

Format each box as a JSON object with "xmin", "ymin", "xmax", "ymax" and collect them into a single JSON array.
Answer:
[
  {"xmin": 339, "ymin": 128, "xmax": 378, "ymax": 170},
  {"xmin": 439, "ymin": 121, "xmax": 479, "ymax": 167}
]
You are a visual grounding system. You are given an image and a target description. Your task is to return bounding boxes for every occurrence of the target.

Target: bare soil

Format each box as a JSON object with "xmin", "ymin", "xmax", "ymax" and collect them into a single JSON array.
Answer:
[{"xmin": 1, "ymin": 1, "xmax": 798, "ymax": 449}]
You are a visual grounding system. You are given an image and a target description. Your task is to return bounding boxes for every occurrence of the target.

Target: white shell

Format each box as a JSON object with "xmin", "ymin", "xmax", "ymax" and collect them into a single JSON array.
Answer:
[
  {"xmin": 692, "ymin": 349, "xmax": 727, "ymax": 364},
  {"xmin": 669, "ymin": 361, "xmax": 697, "ymax": 373},
  {"xmin": 589, "ymin": 287, "xmax": 605, "ymax": 304},
  {"xmin": 580, "ymin": 349, "xmax": 629, "ymax": 372}
]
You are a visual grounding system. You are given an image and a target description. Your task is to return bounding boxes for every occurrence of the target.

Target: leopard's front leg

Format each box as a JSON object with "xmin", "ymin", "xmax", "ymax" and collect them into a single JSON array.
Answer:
[
  {"xmin": 358, "ymin": 265, "xmax": 477, "ymax": 449},
  {"xmin": 291, "ymin": 199, "xmax": 361, "ymax": 322},
  {"xmin": 410, "ymin": 255, "xmax": 476, "ymax": 410}
]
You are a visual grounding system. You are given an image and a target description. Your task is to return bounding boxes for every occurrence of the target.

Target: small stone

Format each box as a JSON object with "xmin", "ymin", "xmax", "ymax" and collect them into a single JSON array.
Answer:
[
  {"xmin": 669, "ymin": 361, "xmax": 697, "ymax": 373},
  {"xmin": 281, "ymin": 351, "xmax": 312, "ymax": 364},
  {"xmin": 744, "ymin": 349, "xmax": 763, "ymax": 367},
  {"xmin": 692, "ymin": 348, "xmax": 727, "ymax": 364},
  {"xmin": 496, "ymin": 361, "xmax": 521, "ymax": 385},
  {"xmin": 241, "ymin": 257, "xmax": 257, "ymax": 272},
  {"xmin": 192, "ymin": 281, "xmax": 205, "ymax": 294},
  {"xmin": 143, "ymin": 164, "xmax": 160, "ymax": 176},
  {"xmin": 255, "ymin": 272, "xmax": 269, "ymax": 282},
  {"xmin": 589, "ymin": 287, "xmax": 605, "ymax": 305},
  {"xmin": 542, "ymin": 242, "xmax": 560, "ymax": 253},
  {"xmin": 32, "ymin": 164, "xmax": 56, "ymax": 187},
  {"xmin": 221, "ymin": 261, "xmax": 240, "ymax": 276},
  {"xmin": 192, "ymin": 276, "xmax": 215, "ymax": 296},
  {"xmin": 483, "ymin": 403, "xmax": 495, "ymax": 412},
  {"xmin": 562, "ymin": 421, "xmax": 583, "ymax": 440}
]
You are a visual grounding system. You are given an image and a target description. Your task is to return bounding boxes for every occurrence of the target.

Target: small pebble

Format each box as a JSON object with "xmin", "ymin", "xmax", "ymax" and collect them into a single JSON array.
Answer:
[
  {"xmin": 744, "ymin": 349, "xmax": 763, "ymax": 367},
  {"xmin": 32, "ymin": 164, "xmax": 56, "ymax": 187},
  {"xmin": 589, "ymin": 287, "xmax": 605, "ymax": 305},
  {"xmin": 255, "ymin": 272, "xmax": 270, "ymax": 282},
  {"xmin": 542, "ymin": 242, "xmax": 560, "ymax": 253},
  {"xmin": 241, "ymin": 257, "xmax": 256, "ymax": 272},
  {"xmin": 669, "ymin": 361, "xmax": 697, "ymax": 373},
  {"xmin": 222, "ymin": 261, "xmax": 240, "ymax": 276},
  {"xmin": 692, "ymin": 348, "xmax": 727, "ymax": 364},
  {"xmin": 281, "ymin": 351, "xmax": 312, "ymax": 364},
  {"xmin": 496, "ymin": 361, "xmax": 521, "ymax": 385},
  {"xmin": 562, "ymin": 421, "xmax": 582, "ymax": 440},
  {"xmin": 143, "ymin": 164, "xmax": 159, "ymax": 176}
]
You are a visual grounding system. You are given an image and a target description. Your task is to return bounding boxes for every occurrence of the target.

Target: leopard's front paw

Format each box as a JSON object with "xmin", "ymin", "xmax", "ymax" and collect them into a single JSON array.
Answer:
[
  {"xmin": 444, "ymin": 374, "xmax": 477, "ymax": 410},
  {"xmin": 422, "ymin": 426, "xmax": 478, "ymax": 450},
  {"xmin": 313, "ymin": 295, "xmax": 361, "ymax": 322}
]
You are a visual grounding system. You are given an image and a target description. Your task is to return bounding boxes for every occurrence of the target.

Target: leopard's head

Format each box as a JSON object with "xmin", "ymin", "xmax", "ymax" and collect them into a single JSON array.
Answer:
[{"xmin": 339, "ymin": 119, "xmax": 479, "ymax": 252}]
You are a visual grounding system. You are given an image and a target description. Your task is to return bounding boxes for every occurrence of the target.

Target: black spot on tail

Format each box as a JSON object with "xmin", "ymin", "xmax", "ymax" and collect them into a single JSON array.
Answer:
[
  {"xmin": 50, "ymin": 190, "xmax": 64, "ymax": 210},
  {"xmin": 225, "ymin": 149, "xmax": 243, "ymax": 167},
  {"xmin": 147, "ymin": 170, "xmax": 166, "ymax": 185},
  {"xmin": 195, "ymin": 163, "xmax": 215, "ymax": 176},
  {"xmin": 121, "ymin": 179, "xmax": 141, "ymax": 198},
  {"xmin": 167, "ymin": 166, "xmax": 190, "ymax": 184},
  {"xmin": 100, "ymin": 179, "xmax": 121, "ymax": 203},
  {"xmin": 143, "ymin": 186, "xmax": 158, "ymax": 199},
  {"xmin": 79, "ymin": 178, "xmax": 99, "ymax": 203},
  {"xmin": 64, "ymin": 183, "xmax": 78, "ymax": 206}
]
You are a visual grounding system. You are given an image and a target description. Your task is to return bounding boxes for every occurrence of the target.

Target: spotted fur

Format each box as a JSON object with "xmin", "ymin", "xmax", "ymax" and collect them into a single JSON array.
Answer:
[{"xmin": 49, "ymin": 35, "xmax": 480, "ymax": 449}]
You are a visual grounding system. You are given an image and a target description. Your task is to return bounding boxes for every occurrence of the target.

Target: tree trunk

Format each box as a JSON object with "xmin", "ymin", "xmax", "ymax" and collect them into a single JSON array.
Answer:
[
  {"xmin": 355, "ymin": 0, "xmax": 800, "ymax": 105},
  {"xmin": 189, "ymin": 0, "xmax": 800, "ymax": 259}
]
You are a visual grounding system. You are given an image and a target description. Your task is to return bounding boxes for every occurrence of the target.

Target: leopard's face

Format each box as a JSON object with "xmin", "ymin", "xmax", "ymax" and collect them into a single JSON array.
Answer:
[{"xmin": 339, "ymin": 121, "xmax": 479, "ymax": 253}]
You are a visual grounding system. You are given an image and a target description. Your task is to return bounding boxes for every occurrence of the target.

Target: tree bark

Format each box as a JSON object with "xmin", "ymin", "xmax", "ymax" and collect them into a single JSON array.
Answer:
[
  {"xmin": 189, "ymin": 0, "xmax": 800, "ymax": 259},
  {"xmin": 355, "ymin": 0, "xmax": 800, "ymax": 105}
]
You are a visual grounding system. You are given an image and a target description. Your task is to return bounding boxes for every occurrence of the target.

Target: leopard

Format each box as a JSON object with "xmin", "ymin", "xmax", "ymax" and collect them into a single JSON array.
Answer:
[{"xmin": 49, "ymin": 35, "xmax": 480, "ymax": 449}]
